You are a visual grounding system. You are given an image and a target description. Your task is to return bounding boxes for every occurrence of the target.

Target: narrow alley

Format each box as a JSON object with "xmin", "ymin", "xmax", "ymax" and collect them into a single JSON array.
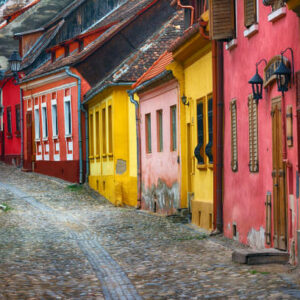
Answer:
[{"xmin": 0, "ymin": 162, "xmax": 299, "ymax": 299}]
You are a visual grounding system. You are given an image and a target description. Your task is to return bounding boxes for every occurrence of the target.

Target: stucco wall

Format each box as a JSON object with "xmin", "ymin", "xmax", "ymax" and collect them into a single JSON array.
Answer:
[
  {"xmin": 139, "ymin": 80, "xmax": 180, "ymax": 215},
  {"xmin": 223, "ymin": 3, "xmax": 300, "ymax": 252}
]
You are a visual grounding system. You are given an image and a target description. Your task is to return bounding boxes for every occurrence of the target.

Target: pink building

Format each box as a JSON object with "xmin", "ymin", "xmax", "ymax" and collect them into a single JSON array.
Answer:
[
  {"xmin": 220, "ymin": 1, "xmax": 300, "ymax": 260},
  {"xmin": 133, "ymin": 52, "xmax": 181, "ymax": 215}
]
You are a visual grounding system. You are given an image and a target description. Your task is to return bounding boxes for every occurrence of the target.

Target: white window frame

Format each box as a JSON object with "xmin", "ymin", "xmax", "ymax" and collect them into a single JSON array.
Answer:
[
  {"xmin": 41, "ymin": 103, "xmax": 48, "ymax": 140},
  {"xmin": 64, "ymin": 95, "xmax": 72, "ymax": 137},
  {"xmin": 51, "ymin": 99, "xmax": 58, "ymax": 138},
  {"xmin": 34, "ymin": 105, "xmax": 40, "ymax": 141}
]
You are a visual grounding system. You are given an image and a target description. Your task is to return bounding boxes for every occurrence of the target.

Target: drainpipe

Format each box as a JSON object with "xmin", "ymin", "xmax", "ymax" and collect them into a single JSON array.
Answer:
[
  {"xmin": 20, "ymin": 88, "xmax": 23, "ymax": 169},
  {"xmin": 176, "ymin": 0, "xmax": 195, "ymax": 27},
  {"xmin": 65, "ymin": 67, "xmax": 83, "ymax": 184},
  {"xmin": 212, "ymin": 40, "xmax": 224, "ymax": 232},
  {"xmin": 81, "ymin": 103, "xmax": 89, "ymax": 182},
  {"xmin": 128, "ymin": 91, "xmax": 142, "ymax": 209}
]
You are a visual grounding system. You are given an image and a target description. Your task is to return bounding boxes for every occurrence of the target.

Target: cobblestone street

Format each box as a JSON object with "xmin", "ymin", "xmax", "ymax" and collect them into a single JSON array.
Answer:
[{"xmin": 0, "ymin": 163, "xmax": 300, "ymax": 299}]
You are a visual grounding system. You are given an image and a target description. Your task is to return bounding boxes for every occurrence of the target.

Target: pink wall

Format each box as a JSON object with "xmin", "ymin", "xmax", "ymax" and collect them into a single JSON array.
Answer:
[
  {"xmin": 223, "ymin": 3, "xmax": 300, "ymax": 253},
  {"xmin": 139, "ymin": 80, "xmax": 180, "ymax": 215},
  {"xmin": 1, "ymin": 78, "xmax": 21, "ymax": 164}
]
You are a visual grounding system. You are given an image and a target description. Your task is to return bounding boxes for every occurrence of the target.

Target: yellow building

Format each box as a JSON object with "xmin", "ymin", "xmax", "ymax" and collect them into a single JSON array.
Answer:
[
  {"xmin": 86, "ymin": 85, "xmax": 138, "ymax": 207},
  {"xmin": 168, "ymin": 25, "xmax": 213, "ymax": 230}
]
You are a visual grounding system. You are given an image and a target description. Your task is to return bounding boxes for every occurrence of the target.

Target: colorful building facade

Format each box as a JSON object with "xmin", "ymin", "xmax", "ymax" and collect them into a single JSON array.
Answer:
[
  {"xmin": 0, "ymin": 78, "xmax": 21, "ymax": 166},
  {"xmin": 168, "ymin": 20, "xmax": 214, "ymax": 230},
  {"xmin": 133, "ymin": 52, "xmax": 181, "ymax": 214},
  {"xmin": 218, "ymin": 0, "xmax": 300, "ymax": 259}
]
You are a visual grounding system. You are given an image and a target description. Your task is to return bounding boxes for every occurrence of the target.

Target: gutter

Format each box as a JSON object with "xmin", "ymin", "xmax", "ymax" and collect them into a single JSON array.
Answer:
[
  {"xmin": 80, "ymin": 103, "xmax": 89, "ymax": 182},
  {"xmin": 127, "ymin": 91, "xmax": 142, "ymax": 209},
  {"xmin": 65, "ymin": 67, "xmax": 83, "ymax": 184},
  {"xmin": 83, "ymin": 82, "xmax": 134, "ymax": 104}
]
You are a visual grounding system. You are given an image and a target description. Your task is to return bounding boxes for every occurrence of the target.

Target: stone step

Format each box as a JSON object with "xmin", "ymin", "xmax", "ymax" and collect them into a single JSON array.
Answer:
[{"xmin": 232, "ymin": 248, "xmax": 289, "ymax": 265}]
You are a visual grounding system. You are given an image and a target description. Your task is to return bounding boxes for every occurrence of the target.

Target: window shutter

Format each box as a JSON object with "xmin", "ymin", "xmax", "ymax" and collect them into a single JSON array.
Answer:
[
  {"xmin": 209, "ymin": 0, "xmax": 235, "ymax": 40},
  {"xmin": 248, "ymin": 95, "xmax": 258, "ymax": 172},
  {"xmin": 244, "ymin": 0, "xmax": 256, "ymax": 28},
  {"xmin": 296, "ymin": 71, "xmax": 300, "ymax": 172},
  {"xmin": 195, "ymin": 102, "xmax": 204, "ymax": 164},
  {"xmin": 230, "ymin": 99, "xmax": 238, "ymax": 172}
]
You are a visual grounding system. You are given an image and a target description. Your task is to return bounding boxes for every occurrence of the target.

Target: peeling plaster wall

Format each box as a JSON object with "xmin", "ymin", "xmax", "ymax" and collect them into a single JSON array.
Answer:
[
  {"xmin": 247, "ymin": 227, "xmax": 265, "ymax": 250},
  {"xmin": 139, "ymin": 80, "xmax": 180, "ymax": 215}
]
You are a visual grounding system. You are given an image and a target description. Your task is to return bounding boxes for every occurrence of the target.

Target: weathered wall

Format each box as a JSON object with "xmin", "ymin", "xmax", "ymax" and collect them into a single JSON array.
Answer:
[
  {"xmin": 88, "ymin": 86, "xmax": 137, "ymax": 207},
  {"xmin": 223, "ymin": 3, "xmax": 300, "ymax": 254},
  {"xmin": 139, "ymin": 80, "xmax": 180, "ymax": 215}
]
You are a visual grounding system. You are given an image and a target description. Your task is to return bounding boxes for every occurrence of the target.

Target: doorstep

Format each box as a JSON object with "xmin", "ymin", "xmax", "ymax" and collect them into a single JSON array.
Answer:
[{"xmin": 232, "ymin": 248, "xmax": 289, "ymax": 265}]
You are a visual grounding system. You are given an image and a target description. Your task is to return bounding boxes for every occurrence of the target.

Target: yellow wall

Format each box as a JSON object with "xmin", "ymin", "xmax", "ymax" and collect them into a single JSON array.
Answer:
[
  {"xmin": 88, "ymin": 86, "xmax": 137, "ymax": 207},
  {"xmin": 169, "ymin": 38, "xmax": 213, "ymax": 231}
]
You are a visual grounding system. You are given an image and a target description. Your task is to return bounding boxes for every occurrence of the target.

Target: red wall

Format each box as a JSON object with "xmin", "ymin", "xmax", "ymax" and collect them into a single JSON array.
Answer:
[
  {"xmin": 223, "ymin": 3, "xmax": 300, "ymax": 253},
  {"xmin": 22, "ymin": 67, "xmax": 90, "ymax": 182},
  {"xmin": 1, "ymin": 78, "xmax": 21, "ymax": 165}
]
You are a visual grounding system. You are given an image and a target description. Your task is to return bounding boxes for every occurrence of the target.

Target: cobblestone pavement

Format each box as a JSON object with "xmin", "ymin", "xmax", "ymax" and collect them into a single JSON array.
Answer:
[{"xmin": 1, "ymin": 163, "xmax": 300, "ymax": 299}]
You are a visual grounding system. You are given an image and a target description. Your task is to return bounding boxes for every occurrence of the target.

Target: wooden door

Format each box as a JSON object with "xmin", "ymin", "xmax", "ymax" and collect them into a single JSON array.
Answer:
[
  {"xmin": 23, "ymin": 112, "xmax": 33, "ymax": 171},
  {"xmin": 271, "ymin": 98, "xmax": 287, "ymax": 251}
]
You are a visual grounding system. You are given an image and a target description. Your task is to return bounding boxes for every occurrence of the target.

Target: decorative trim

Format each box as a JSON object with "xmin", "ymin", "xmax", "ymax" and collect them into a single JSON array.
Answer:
[
  {"xmin": 225, "ymin": 39, "xmax": 238, "ymax": 51},
  {"xmin": 21, "ymin": 72, "xmax": 70, "ymax": 91},
  {"xmin": 23, "ymin": 83, "xmax": 76, "ymax": 100},
  {"xmin": 268, "ymin": 6, "xmax": 286, "ymax": 22},
  {"xmin": 244, "ymin": 24, "xmax": 259, "ymax": 38}
]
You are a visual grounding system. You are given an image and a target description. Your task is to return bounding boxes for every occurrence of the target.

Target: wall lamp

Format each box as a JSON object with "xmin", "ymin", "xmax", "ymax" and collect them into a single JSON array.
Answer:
[
  {"xmin": 8, "ymin": 51, "xmax": 22, "ymax": 84},
  {"xmin": 181, "ymin": 95, "xmax": 189, "ymax": 106},
  {"xmin": 248, "ymin": 58, "xmax": 267, "ymax": 103},
  {"xmin": 274, "ymin": 47, "xmax": 294, "ymax": 95}
]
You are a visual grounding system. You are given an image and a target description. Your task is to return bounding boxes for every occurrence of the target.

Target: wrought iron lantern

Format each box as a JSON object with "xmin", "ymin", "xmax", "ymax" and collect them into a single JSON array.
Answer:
[
  {"xmin": 181, "ymin": 95, "xmax": 189, "ymax": 106},
  {"xmin": 8, "ymin": 51, "xmax": 22, "ymax": 74},
  {"xmin": 248, "ymin": 59, "xmax": 267, "ymax": 102},
  {"xmin": 274, "ymin": 48, "xmax": 294, "ymax": 95},
  {"xmin": 0, "ymin": 70, "xmax": 4, "ymax": 81}
]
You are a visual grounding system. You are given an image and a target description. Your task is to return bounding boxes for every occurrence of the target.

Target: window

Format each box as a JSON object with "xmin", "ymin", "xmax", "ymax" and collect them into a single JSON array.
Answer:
[
  {"xmin": 64, "ymin": 45, "xmax": 70, "ymax": 57},
  {"xmin": 95, "ymin": 111, "xmax": 100, "ymax": 156},
  {"xmin": 195, "ymin": 101, "xmax": 204, "ymax": 164},
  {"xmin": 7, "ymin": 107, "xmax": 12, "ymax": 135},
  {"xmin": 248, "ymin": 95, "xmax": 258, "ymax": 172},
  {"xmin": 264, "ymin": 0, "xmax": 285, "ymax": 12},
  {"xmin": 145, "ymin": 113, "xmax": 152, "ymax": 153},
  {"xmin": 108, "ymin": 105, "xmax": 113, "ymax": 154},
  {"xmin": 42, "ymin": 105, "xmax": 48, "ymax": 139},
  {"xmin": 64, "ymin": 96, "xmax": 72, "ymax": 136},
  {"xmin": 89, "ymin": 113, "xmax": 94, "ymax": 157},
  {"xmin": 51, "ymin": 102, "xmax": 58, "ymax": 137},
  {"xmin": 157, "ymin": 110, "xmax": 163, "ymax": 152},
  {"xmin": 102, "ymin": 108, "xmax": 106, "ymax": 154},
  {"xmin": 170, "ymin": 106, "xmax": 177, "ymax": 151},
  {"xmin": 34, "ymin": 107, "xmax": 40, "ymax": 140},
  {"xmin": 205, "ymin": 97, "xmax": 213, "ymax": 164},
  {"xmin": 209, "ymin": 0, "xmax": 236, "ymax": 40},
  {"xmin": 15, "ymin": 104, "xmax": 20, "ymax": 134},
  {"xmin": 244, "ymin": 0, "xmax": 257, "ymax": 28},
  {"xmin": 0, "ymin": 89, "xmax": 3, "ymax": 131},
  {"xmin": 230, "ymin": 99, "xmax": 238, "ymax": 171}
]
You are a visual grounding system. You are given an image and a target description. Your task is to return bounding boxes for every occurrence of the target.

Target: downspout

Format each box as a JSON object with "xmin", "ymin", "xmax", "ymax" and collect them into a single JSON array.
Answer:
[
  {"xmin": 212, "ymin": 40, "xmax": 224, "ymax": 232},
  {"xmin": 128, "ymin": 91, "xmax": 142, "ymax": 209},
  {"xmin": 20, "ymin": 88, "xmax": 23, "ymax": 169},
  {"xmin": 81, "ymin": 104, "xmax": 89, "ymax": 182},
  {"xmin": 65, "ymin": 67, "xmax": 83, "ymax": 184},
  {"xmin": 176, "ymin": 0, "xmax": 195, "ymax": 26}
]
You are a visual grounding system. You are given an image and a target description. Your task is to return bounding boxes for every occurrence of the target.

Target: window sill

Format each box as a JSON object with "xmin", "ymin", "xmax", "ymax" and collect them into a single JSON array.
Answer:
[
  {"xmin": 52, "ymin": 136, "xmax": 59, "ymax": 140},
  {"xmin": 95, "ymin": 154, "xmax": 100, "ymax": 159},
  {"xmin": 15, "ymin": 131, "xmax": 21, "ymax": 138},
  {"xmin": 42, "ymin": 137, "xmax": 48, "ymax": 142},
  {"xmin": 35, "ymin": 139, "xmax": 41, "ymax": 142},
  {"xmin": 65, "ymin": 134, "xmax": 72, "ymax": 139},
  {"xmin": 244, "ymin": 24, "xmax": 259, "ymax": 38},
  {"xmin": 225, "ymin": 39, "xmax": 237, "ymax": 51},
  {"xmin": 6, "ymin": 134, "xmax": 12, "ymax": 139},
  {"xmin": 108, "ymin": 153, "xmax": 113, "ymax": 157},
  {"xmin": 197, "ymin": 164, "xmax": 207, "ymax": 170},
  {"xmin": 268, "ymin": 6, "xmax": 286, "ymax": 22},
  {"xmin": 89, "ymin": 155, "xmax": 94, "ymax": 159}
]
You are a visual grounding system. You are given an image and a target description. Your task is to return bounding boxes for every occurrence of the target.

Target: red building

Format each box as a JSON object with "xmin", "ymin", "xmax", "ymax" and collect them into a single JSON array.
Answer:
[{"xmin": 209, "ymin": 0, "xmax": 300, "ymax": 262}]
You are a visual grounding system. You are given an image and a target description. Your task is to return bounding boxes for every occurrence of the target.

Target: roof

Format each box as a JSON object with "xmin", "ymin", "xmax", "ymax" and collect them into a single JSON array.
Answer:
[
  {"xmin": 22, "ymin": 0, "xmax": 170, "ymax": 81},
  {"xmin": 0, "ymin": 0, "xmax": 75, "ymax": 69},
  {"xmin": 132, "ymin": 51, "xmax": 173, "ymax": 89},
  {"xmin": 84, "ymin": 10, "xmax": 184, "ymax": 102}
]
